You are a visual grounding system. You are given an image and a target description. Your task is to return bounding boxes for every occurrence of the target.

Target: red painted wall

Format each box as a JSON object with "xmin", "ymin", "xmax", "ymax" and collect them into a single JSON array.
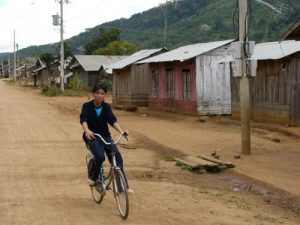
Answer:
[{"xmin": 148, "ymin": 59, "xmax": 197, "ymax": 115}]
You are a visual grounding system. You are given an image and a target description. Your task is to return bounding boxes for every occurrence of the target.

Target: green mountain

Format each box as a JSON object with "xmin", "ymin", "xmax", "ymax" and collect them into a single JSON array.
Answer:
[{"xmin": 4, "ymin": 0, "xmax": 300, "ymax": 59}]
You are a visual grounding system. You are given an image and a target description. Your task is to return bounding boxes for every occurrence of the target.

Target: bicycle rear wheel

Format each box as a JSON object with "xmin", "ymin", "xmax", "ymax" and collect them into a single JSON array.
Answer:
[
  {"xmin": 113, "ymin": 169, "xmax": 129, "ymax": 219},
  {"xmin": 87, "ymin": 158, "xmax": 104, "ymax": 204}
]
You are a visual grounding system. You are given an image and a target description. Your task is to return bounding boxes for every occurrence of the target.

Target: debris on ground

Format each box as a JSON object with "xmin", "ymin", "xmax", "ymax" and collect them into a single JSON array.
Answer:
[
  {"xmin": 234, "ymin": 154, "xmax": 241, "ymax": 159},
  {"xmin": 198, "ymin": 155, "xmax": 235, "ymax": 169},
  {"xmin": 113, "ymin": 105, "xmax": 137, "ymax": 112},
  {"xmin": 211, "ymin": 148, "xmax": 221, "ymax": 159},
  {"xmin": 170, "ymin": 155, "xmax": 234, "ymax": 174}
]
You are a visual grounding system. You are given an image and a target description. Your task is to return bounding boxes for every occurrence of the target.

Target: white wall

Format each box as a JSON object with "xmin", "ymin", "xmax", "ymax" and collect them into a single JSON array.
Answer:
[{"xmin": 196, "ymin": 45, "xmax": 232, "ymax": 115}]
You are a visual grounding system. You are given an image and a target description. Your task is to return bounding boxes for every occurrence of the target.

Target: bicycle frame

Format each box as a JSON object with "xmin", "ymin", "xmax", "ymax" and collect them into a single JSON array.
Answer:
[{"xmin": 86, "ymin": 132, "xmax": 127, "ymax": 191}]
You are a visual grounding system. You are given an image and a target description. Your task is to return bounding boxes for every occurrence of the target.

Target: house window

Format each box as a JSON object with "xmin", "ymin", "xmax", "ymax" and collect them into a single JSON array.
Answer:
[
  {"xmin": 182, "ymin": 69, "xmax": 191, "ymax": 100},
  {"xmin": 152, "ymin": 70, "xmax": 159, "ymax": 97}
]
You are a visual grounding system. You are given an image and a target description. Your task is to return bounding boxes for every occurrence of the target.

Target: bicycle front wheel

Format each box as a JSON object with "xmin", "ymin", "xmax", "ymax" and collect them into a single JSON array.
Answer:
[{"xmin": 113, "ymin": 169, "xmax": 129, "ymax": 219}]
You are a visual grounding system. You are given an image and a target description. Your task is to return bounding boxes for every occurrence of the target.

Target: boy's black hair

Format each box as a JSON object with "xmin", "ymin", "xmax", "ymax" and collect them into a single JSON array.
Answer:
[{"xmin": 92, "ymin": 84, "xmax": 107, "ymax": 93}]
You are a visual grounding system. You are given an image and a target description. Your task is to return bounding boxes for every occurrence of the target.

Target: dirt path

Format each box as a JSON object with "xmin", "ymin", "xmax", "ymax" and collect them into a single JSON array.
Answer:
[{"xmin": 0, "ymin": 81, "xmax": 299, "ymax": 225}]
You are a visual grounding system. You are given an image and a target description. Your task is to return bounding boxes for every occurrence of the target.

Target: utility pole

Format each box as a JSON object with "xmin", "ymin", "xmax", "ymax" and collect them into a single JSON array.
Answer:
[
  {"xmin": 25, "ymin": 64, "xmax": 28, "ymax": 86},
  {"xmin": 16, "ymin": 44, "xmax": 19, "ymax": 68},
  {"xmin": 1, "ymin": 58, "xmax": 3, "ymax": 78},
  {"xmin": 13, "ymin": 30, "xmax": 16, "ymax": 81},
  {"xmin": 59, "ymin": 0, "xmax": 65, "ymax": 92},
  {"xmin": 239, "ymin": 0, "xmax": 251, "ymax": 155},
  {"xmin": 16, "ymin": 43, "xmax": 19, "ymax": 82},
  {"xmin": 160, "ymin": 2, "xmax": 168, "ymax": 48},
  {"xmin": 8, "ymin": 56, "xmax": 10, "ymax": 78}
]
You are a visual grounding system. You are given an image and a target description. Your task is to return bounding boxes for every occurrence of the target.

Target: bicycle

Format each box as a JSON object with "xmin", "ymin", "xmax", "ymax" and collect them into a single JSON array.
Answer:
[{"xmin": 85, "ymin": 132, "xmax": 129, "ymax": 219}]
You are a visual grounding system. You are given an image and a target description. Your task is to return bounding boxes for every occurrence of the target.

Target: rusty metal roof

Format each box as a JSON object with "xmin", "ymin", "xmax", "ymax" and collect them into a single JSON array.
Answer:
[{"xmin": 138, "ymin": 40, "xmax": 234, "ymax": 63}]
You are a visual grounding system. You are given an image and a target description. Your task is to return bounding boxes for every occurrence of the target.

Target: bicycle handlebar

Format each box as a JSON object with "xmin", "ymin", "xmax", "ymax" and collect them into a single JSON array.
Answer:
[{"xmin": 93, "ymin": 132, "xmax": 128, "ymax": 145}]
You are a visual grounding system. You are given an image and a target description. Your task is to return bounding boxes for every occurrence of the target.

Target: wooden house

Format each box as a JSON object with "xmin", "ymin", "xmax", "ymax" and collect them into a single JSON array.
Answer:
[
  {"xmin": 1, "ymin": 64, "xmax": 11, "ymax": 78},
  {"xmin": 2, "ymin": 62, "xmax": 16, "ymax": 78},
  {"xmin": 231, "ymin": 40, "xmax": 300, "ymax": 126},
  {"xmin": 138, "ymin": 40, "xmax": 234, "ymax": 115},
  {"xmin": 69, "ymin": 55, "xmax": 125, "ymax": 88},
  {"xmin": 0, "ymin": 65, "xmax": 4, "ymax": 78},
  {"xmin": 110, "ymin": 49, "xmax": 166, "ymax": 106},
  {"xmin": 32, "ymin": 59, "xmax": 59, "ymax": 87},
  {"xmin": 282, "ymin": 20, "xmax": 300, "ymax": 41}
]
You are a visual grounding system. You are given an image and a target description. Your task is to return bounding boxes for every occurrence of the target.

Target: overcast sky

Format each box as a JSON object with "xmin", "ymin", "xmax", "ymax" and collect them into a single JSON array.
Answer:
[{"xmin": 0, "ymin": 0, "xmax": 166, "ymax": 53}]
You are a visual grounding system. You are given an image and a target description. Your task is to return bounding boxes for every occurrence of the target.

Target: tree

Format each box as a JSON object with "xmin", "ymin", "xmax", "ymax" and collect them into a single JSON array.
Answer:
[
  {"xmin": 93, "ymin": 41, "xmax": 140, "ymax": 55},
  {"xmin": 40, "ymin": 52, "xmax": 55, "ymax": 67},
  {"xmin": 84, "ymin": 28, "xmax": 120, "ymax": 54}
]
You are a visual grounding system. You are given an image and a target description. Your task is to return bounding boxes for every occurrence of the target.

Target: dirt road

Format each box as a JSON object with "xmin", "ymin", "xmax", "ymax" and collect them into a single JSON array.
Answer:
[{"xmin": 0, "ymin": 81, "xmax": 299, "ymax": 225}]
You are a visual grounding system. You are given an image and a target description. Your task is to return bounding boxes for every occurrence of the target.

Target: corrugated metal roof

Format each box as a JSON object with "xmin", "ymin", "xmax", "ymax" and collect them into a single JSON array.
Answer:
[
  {"xmin": 103, "ymin": 66, "xmax": 114, "ymax": 75},
  {"xmin": 138, "ymin": 40, "xmax": 234, "ymax": 64},
  {"xmin": 251, "ymin": 40, "xmax": 300, "ymax": 60},
  {"xmin": 72, "ymin": 55, "xmax": 126, "ymax": 71},
  {"xmin": 109, "ymin": 48, "xmax": 164, "ymax": 70},
  {"xmin": 33, "ymin": 65, "xmax": 46, "ymax": 73}
]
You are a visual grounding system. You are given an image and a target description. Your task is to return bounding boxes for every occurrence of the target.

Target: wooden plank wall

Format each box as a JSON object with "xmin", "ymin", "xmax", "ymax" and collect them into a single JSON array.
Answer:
[
  {"xmin": 88, "ymin": 72, "xmax": 100, "ymax": 88},
  {"xmin": 290, "ymin": 55, "xmax": 300, "ymax": 125},
  {"xmin": 75, "ymin": 68, "xmax": 88, "ymax": 88},
  {"xmin": 112, "ymin": 67, "xmax": 131, "ymax": 105},
  {"xmin": 231, "ymin": 58, "xmax": 292, "ymax": 125},
  {"xmin": 130, "ymin": 64, "xmax": 149, "ymax": 105}
]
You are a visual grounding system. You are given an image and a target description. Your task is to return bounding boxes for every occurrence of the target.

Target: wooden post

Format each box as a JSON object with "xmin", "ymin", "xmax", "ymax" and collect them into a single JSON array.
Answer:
[
  {"xmin": 13, "ymin": 30, "xmax": 16, "ymax": 82},
  {"xmin": 25, "ymin": 65, "xmax": 28, "ymax": 86},
  {"xmin": 239, "ymin": 0, "xmax": 251, "ymax": 155},
  {"xmin": 60, "ymin": 0, "xmax": 65, "ymax": 92}
]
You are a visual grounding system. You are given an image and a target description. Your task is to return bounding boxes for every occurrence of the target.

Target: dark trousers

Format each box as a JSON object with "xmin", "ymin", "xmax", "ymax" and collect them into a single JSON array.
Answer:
[{"xmin": 87, "ymin": 137, "xmax": 125, "ymax": 182}]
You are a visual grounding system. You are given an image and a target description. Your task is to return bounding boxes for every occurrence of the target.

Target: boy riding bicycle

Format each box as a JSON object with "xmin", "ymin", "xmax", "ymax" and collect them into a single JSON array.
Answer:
[{"xmin": 80, "ymin": 84, "xmax": 133, "ymax": 194}]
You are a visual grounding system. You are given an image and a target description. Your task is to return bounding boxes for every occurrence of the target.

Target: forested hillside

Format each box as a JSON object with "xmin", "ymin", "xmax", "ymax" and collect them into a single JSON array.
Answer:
[{"xmin": 3, "ymin": 0, "xmax": 299, "ymax": 59}]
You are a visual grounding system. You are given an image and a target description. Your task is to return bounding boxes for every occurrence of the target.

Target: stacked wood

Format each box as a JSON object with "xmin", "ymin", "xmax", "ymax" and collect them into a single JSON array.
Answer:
[
  {"xmin": 198, "ymin": 155, "xmax": 235, "ymax": 168},
  {"xmin": 173, "ymin": 155, "xmax": 232, "ymax": 173}
]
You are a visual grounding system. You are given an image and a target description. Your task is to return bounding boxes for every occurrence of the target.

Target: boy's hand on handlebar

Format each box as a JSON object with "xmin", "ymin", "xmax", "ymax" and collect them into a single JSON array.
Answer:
[
  {"xmin": 85, "ymin": 130, "xmax": 95, "ymax": 140},
  {"xmin": 122, "ymin": 130, "xmax": 129, "ymax": 140}
]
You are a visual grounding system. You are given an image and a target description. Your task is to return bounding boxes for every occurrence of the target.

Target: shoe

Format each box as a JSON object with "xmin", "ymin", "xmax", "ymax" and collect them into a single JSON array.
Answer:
[
  {"xmin": 127, "ymin": 188, "xmax": 134, "ymax": 195},
  {"xmin": 87, "ymin": 178, "xmax": 96, "ymax": 186}
]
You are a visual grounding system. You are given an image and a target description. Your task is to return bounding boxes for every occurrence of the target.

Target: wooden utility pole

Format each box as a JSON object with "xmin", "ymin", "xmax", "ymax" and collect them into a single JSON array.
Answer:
[
  {"xmin": 1, "ymin": 58, "xmax": 3, "ymax": 78},
  {"xmin": 59, "ymin": 0, "xmax": 65, "ymax": 92},
  {"xmin": 239, "ymin": 0, "xmax": 251, "ymax": 155},
  {"xmin": 13, "ymin": 30, "xmax": 16, "ymax": 81},
  {"xmin": 8, "ymin": 56, "xmax": 10, "ymax": 78},
  {"xmin": 25, "ymin": 65, "xmax": 28, "ymax": 86},
  {"xmin": 160, "ymin": 2, "xmax": 168, "ymax": 48}
]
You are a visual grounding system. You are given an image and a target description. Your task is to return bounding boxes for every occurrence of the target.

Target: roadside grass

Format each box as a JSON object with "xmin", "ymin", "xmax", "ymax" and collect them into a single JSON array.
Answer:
[
  {"xmin": 59, "ymin": 89, "xmax": 91, "ymax": 97},
  {"xmin": 4, "ymin": 79, "xmax": 16, "ymax": 84},
  {"xmin": 41, "ymin": 85, "xmax": 91, "ymax": 97},
  {"xmin": 164, "ymin": 155, "xmax": 175, "ymax": 162},
  {"xmin": 227, "ymin": 195, "xmax": 251, "ymax": 210},
  {"xmin": 254, "ymin": 214, "xmax": 278, "ymax": 223}
]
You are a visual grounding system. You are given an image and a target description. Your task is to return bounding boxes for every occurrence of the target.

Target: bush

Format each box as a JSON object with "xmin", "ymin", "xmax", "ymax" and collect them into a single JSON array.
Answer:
[
  {"xmin": 5, "ymin": 79, "xmax": 16, "ymax": 84},
  {"xmin": 42, "ymin": 84, "xmax": 60, "ymax": 96},
  {"xmin": 100, "ymin": 79, "xmax": 112, "ymax": 91},
  {"xmin": 68, "ymin": 76, "xmax": 81, "ymax": 90}
]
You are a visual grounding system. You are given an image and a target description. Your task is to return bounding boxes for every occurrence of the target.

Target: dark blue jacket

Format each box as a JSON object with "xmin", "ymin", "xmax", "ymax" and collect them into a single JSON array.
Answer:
[{"xmin": 80, "ymin": 100, "xmax": 117, "ymax": 142}]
